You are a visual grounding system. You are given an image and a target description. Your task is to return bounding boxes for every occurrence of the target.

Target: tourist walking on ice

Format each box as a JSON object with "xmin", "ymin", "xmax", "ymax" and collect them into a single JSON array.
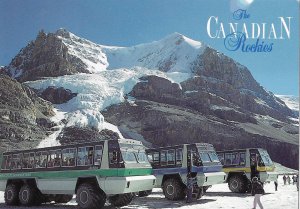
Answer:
[
  {"xmin": 251, "ymin": 177, "xmax": 265, "ymax": 209},
  {"xmin": 274, "ymin": 179, "xmax": 278, "ymax": 191},
  {"xmin": 292, "ymin": 175, "xmax": 296, "ymax": 184},
  {"xmin": 287, "ymin": 175, "xmax": 291, "ymax": 185},
  {"xmin": 283, "ymin": 175, "xmax": 287, "ymax": 185}
]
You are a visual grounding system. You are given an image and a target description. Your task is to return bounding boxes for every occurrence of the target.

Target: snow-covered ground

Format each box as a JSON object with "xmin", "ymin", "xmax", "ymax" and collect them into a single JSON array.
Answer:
[{"xmin": 0, "ymin": 176, "xmax": 298, "ymax": 209}]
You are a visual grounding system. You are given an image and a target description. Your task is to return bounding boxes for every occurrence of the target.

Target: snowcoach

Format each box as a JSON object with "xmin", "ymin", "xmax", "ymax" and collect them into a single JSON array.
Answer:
[
  {"xmin": 145, "ymin": 143, "xmax": 226, "ymax": 200},
  {"xmin": 0, "ymin": 139, "xmax": 156, "ymax": 209},
  {"xmin": 217, "ymin": 148, "xmax": 278, "ymax": 193}
]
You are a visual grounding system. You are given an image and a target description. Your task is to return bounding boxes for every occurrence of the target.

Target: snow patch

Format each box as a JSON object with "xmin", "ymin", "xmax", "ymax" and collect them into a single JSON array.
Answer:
[
  {"xmin": 37, "ymin": 109, "xmax": 64, "ymax": 148},
  {"xmin": 276, "ymin": 95, "xmax": 299, "ymax": 113}
]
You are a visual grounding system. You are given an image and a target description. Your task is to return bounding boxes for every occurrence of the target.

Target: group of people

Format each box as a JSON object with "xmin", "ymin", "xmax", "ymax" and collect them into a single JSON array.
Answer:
[
  {"xmin": 282, "ymin": 174, "xmax": 299, "ymax": 191},
  {"xmin": 282, "ymin": 174, "xmax": 298, "ymax": 185},
  {"xmin": 185, "ymin": 174, "xmax": 298, "ymax": 209}
]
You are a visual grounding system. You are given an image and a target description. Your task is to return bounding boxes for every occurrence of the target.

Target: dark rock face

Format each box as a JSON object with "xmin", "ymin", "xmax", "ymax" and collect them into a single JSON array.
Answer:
[
  {"xmin": 40, "ymin": 86, "xmax": 77, "ymax": 104},
  {"xmin": 0, "ymin": 75, "xmax": 54, "ymax": 152},
  {"xmin": 130, "ymin": 76, "xmax": 258, "ymax": 124},
  {"xmin": 189, "ymin": 47, "xmax": 296, "ymax": 121},
  {"xmin": 103, "ymin": 75, "xmax": 299, "ymax": 169},
  {"xmin": 5, "ymin": 30, "xmax": 89, "ymax": 82},
  {"xmin": 57, "ymin": 126, "xmax": 119, "ymax": 145}
]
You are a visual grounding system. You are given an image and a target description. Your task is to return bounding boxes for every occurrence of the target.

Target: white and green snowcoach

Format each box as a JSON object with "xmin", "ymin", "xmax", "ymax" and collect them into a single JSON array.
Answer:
[{"xmin": 0, "ymin": 139, "xmax": 156, "ymax": 209}]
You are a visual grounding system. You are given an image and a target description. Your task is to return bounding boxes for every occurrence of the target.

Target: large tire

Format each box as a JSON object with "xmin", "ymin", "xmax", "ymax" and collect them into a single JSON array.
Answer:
[
  {"xmin": 109, "ymin": 193, "xmax": 134, "ymax": 207},
  {"xmin": 54, "ymin": 194, "xmax": 73, "ymax": 203},
  {"xmin": 138, "ymin": 190, "xmax": 152, "ymax": 197},
  {"xmin": 19, "ymin": 184, "xmax": 36, "ymax": 206},
  {"xmin": 162, "ymin": 178, "xmax": 186, "ymax": 201},
  {"xmin": 228, "ymin": 175, "xmax": 247, "ymax": 193},
  {"xmin": 4, "ymin": 183, "xmax": 20, "ymax": 206},
  {"xmin": 76, "ymin": 183, "xmax": 106, "ymax": 209}
]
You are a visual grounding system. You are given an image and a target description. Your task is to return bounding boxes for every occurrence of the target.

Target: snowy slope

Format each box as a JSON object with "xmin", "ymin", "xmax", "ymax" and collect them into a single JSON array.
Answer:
[
  {"xmin": 0, "ymin": 174, "xmax": 298, "ymax": 209},
  {"xmin": 56, "ymin": 29, "xmax": 109, "ymax": 73},
  {"xmin": 276, "ymin": 95, "xmax": 299, "ymax": 114},
  {"xmin": 103, "ymin": 33, "xmax": 206, "ymax": 72},
  {"xmin": 56, "ymin": 29, "xmax": 207, "ymax": 74}
]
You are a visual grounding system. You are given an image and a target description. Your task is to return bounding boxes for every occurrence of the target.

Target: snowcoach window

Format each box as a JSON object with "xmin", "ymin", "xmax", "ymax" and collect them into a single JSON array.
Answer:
[
  {"xmin": 167, "ymin": 149, "xmax": 175, "ymax": 165},
  {"xmin": 239, "ymin": 152, "xmax": 246, "ymax": 166},
  {"xmin": 218, "ymin": 153, "xmax": 224, "ymax": 165},
  {"xmin": 153, "ymin": 152, "xmax": 159, "ymax": 163},
  {"xmin": 1, "ymin": 155, "xmax": 11, "ymax": 170},
  {"xmin": 208, "ymin": 152, "xmax": 220, "ymax": 162},
  {"xmin": 62, "ymin": 148, "xmax": 76, "ymax": 167},
  {"xmin": 48, "ymin": 150, "xmax": 61, "ymax": 168},
  {"xmin": 23, "ymin": 152, "xmax": 35, "ymax": 169},
  {"xmin": 137, "ymin": 151, "xmax": 148, "ymax": 163},
  {"xmin": 77, "ymin": 146, "xmax": 94, "ymax": 166},
  {"xmin": 199, "ymin": 152, "xmax": 211, "ymax": 163},
  {"xmin": 109, "ymin": 151, "xmax": 119, "ymax": 164},
  {"xmin": 121, "ymin": 151, "xmax": 137, "ymax": 163},
  {"xmin": 36, "ymin": 151, "xmax": 48, "ymax": 168},
  {"xmin": 94, "ymin": 145, "xmax": 103, "ymax": 166},
  {"xmin": 160, "ymin": 150, "xmax": 167, "ymax": 166},
  {"xmin": 225, "ymin": 152, "xmax": 239, "ymax": 165},
  {"xmin": 176, "ymin": 149, "xmax": 183, "ymax": 165},
  {"xmin": 12, "ymin": 154, "xmax": 22, "ymax": 170},
  {"xmin": 147, "ymin": 153, "xmax": 153, "ymax": 163}
]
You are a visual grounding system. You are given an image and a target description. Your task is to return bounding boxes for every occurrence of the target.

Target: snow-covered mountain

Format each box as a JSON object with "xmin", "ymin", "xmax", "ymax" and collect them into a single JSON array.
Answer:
[
  {"xmin": 276, "ymin": 95, "xmax": 299, "ymax": 117},
  {"xmin": 2, "ymin": 29, "xmax": 299, "ymax": 169},
  {"xmin": 55, "ymin": 29, "xmax": 207, "ymax": 73}
]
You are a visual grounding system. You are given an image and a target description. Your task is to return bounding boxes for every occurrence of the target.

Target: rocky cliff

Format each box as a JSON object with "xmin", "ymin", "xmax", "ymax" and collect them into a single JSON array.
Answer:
[
  {"xmin": 5, "ymin": 30, "xmax": 89, "ymax": 82},
  {"xmin": 0, "ymin": 75, "xmax": 54, "ymax": 152}
]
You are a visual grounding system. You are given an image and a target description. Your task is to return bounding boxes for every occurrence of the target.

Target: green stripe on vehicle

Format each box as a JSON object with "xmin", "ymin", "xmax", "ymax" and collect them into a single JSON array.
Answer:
[{"xmin": 0, "ymin": 168, "xmax": 152, "ymax": 180}]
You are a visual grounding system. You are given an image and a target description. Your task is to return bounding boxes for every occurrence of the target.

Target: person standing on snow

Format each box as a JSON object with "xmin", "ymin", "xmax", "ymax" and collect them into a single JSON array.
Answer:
[
  {"xmin": 283, "ymin": 175, "xmax": 287, "ymax": 185},
  {"xmin": 274, "ymin": 179, "xmax": 278, "ymax": 191},
  {"xmin": 287, "ymin": 175, "xmax": 291, "ymax": 185},
  {"xmin": 251, "ymin": 177, "xmax": 265, "ymax": 209}
]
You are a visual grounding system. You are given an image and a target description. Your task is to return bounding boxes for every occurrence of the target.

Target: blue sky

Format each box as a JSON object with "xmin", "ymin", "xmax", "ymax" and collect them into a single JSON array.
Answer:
[{"xmin": 0, "ymin": 0, "xmax": 298, "ymax": 95}]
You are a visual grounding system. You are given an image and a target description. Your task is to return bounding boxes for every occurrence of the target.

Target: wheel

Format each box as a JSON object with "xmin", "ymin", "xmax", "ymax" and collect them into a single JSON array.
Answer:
[
  {"xmin": 108, "ymin": 193, "xmax": 134, "ymax": 207},
  {"xmin": 19, "ymin": 184, "xmax": 36, "ymax": 206},
  {"xmin": 54, "ymin": 194, "xmax": 73, "ymax": 203},
  {"xmin": 162, "ymin": 178, "xmax": 186, "ymax": 200},
  {"xmin": 138, "ymin": 190, "xmax": 152, "ymax": 197},
  {"xmin": 228, "ymin": 175, "xmax": 247, "ymax": 193},
  {"xmin": 4, "ymin": 183, "xmax": 20, "ymax": 206},
  {"xmin": 76, "ymin": 183, "xmax": 106, "ymax": 209}
]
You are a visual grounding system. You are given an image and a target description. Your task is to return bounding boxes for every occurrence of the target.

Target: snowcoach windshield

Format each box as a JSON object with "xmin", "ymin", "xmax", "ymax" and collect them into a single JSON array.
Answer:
[
  {"xmin": 136, "ymin": 151, "xmax": 149, "ymax": 163},
  {"xmin": 197, "ymin": 146, "xmax": 221, "ymax": 164},
  {"xmin": 258, "ymin": 149, "xmax": 273, "ymax": 166},
  {"xmin": 121, "ymin": 150, "xmax": 138, "ymax": 164},
  {"xmin": 119, "ymin": 143, "xmax": 151, "ymax": 165}
]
